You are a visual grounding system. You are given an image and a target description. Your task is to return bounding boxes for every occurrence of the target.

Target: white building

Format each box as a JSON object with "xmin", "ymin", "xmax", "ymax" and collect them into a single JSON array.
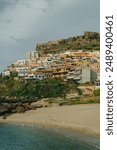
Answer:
[
  {"xmin": 25, "ymin": 74, "xmax": 45, "ymax": 80},
  {"xmin": 26, "ymin": 51, "xmax": 39, "ymax": 61},
  {"xmin": 14, "ymin": 59, "xmax": 28, "ymax": 66},
  {"xmin": 17, "ymin": 68, "xmax": 29, "ymax": 77},
  {"xmin": 2, "ymin": 70, "xmax": 10, "ymax": 77}
]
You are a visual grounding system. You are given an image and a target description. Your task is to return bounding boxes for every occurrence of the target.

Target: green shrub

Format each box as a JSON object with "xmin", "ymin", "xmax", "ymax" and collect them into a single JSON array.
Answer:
[
  {"xmin": 0, "ymin": 78, "xmax": 69, "ymax": 99},
  {"xmin": 93, "ymin": 89, "xmax": 100, "ymax": 96}
]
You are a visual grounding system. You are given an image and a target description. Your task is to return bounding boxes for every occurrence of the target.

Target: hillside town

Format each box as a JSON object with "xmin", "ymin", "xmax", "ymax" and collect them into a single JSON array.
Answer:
[
  {"xmin": 2, "ymin": 49, "xmax": 100, "ymax": 85},
  {"xmin": 0, "ymin": 33, "xmax": 100, "ymax": 120}
]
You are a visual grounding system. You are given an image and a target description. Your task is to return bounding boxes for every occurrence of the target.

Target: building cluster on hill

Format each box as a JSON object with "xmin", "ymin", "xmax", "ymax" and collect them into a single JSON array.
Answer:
[{"xmin": 2, "ymin": 49, "xmax": 100, "ymax": 85}]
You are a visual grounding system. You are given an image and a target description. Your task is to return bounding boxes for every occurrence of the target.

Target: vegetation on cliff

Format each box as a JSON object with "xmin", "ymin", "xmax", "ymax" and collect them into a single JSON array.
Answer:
[
  {"xmin": 36, "ymin": 32, "xmax": 100, "ymax": 54},
  {"xmin": 0, "ymin": 76, "xmax": 100, "ymax": 101},
  {"xmin": 0, "ymin": 76, "xmax": 100, "ymax": 116},
  {"xmin": 0, "ymin": 76, "xmax": 70, "ymax": 99}
]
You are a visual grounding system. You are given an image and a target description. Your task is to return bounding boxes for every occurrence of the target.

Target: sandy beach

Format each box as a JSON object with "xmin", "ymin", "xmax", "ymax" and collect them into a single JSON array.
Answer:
[{"xmin": 0, "ymin": 104, "xmax": 100, "ymax": 138}]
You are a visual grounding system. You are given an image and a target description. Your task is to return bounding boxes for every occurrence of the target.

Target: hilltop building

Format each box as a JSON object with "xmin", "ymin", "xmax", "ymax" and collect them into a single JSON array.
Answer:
[{"xmin": 26, "ymin": 51, "xmax": 39, "ymax": 61}]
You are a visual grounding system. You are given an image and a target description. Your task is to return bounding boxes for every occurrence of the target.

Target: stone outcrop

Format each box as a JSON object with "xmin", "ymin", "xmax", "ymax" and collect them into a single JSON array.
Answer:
[
  {"xmin": 36, "ymin": 31, "xmax": 100, "ymax": 55},
  {"xmin": 0, "ymin": 97, "xmax": 53, "ymax": 117},
  {"xmin": 0, "ymin": 97, "xmax": 37, "ymax": 117},
  {"xmin": 31, "ymin": 99, "xmax": 51, "ymax": 108}
]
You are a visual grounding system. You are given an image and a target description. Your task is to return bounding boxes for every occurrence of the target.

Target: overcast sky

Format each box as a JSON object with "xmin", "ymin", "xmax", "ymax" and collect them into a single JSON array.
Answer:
[{"xmin": 0, "ymin": 0, "xmax": 99, "ymax": 72}]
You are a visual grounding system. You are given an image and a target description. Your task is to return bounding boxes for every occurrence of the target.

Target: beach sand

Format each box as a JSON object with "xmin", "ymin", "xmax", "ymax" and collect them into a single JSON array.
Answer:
[{"xmin": 0, "ymin": 104, "xmax": 100, "ymax": 138}]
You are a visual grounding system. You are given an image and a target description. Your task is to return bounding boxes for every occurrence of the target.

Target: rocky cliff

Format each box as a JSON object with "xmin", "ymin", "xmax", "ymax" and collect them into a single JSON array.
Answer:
[{"xmin": 36, "ymin": 31, "xmax": 100, "ymax": 55}]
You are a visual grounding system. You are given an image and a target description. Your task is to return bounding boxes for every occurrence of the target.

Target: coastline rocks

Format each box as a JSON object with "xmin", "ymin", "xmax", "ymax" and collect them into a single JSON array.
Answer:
[
  {"xmin": 0, "ymin": 97, "xmax": 62, "ymax": 117},
  {"xmin": 0, "ymin": 104, "xmax": 10, "ymax": 116},
  {"xmin": 31, "ymin": 99, "xmax": 50, "ymax": 108},
  {"xmin": 15, "ymin": 106, "xmax": 25, "ymax": 113},
  {"xmin": 0, "ymin": 96, "xmax": 58, "ymax": 117},
  {"xmin": 0, "ymin": 99, "xmax": 37, "ymax": 116}
]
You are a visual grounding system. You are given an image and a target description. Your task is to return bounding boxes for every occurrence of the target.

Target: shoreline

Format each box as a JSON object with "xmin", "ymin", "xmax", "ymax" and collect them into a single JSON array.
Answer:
[{"xmin": 0, "ymin": 104, "xmax": 100, "ymax": 138}]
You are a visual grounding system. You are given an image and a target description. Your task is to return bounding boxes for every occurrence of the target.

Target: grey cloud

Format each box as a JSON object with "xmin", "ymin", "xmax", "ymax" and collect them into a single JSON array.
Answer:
[
  {"xmin": 40, "ymin": 8, "xmax": 47, "ymax": 13},
  {"xmin": 0, "ymin": 18, "xmax": 12, "ymax": 23},
  {"xmin": 0, "ymin": 0, "xmax": 99, "ymax": 72},
  {"xmin": 0, "ymin": 0, "xmax": 9, "ymax": 12},
  {"xmin": 20, "ymin": 1, "xmax": 31, "ymax": 8},
  {"xmin": 9, "ymin": 36, "xmax": 24, "ymax": 42},
  {"xmin": 0, "ymin": 0, "xmax": 20, "ymax": 12},
  {"xmin": 43, "ymin": 0, "xmax": 55, "ymax": 4},
  {"xmin": 43, "ymin": 0, "xmax": 61, "ymax": 9}
]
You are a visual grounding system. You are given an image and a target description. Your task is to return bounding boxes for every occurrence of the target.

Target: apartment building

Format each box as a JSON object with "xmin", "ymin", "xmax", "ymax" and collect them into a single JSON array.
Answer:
[
  {"xmin": 66, "ymin": 66, "xmax": 91, "ymax": 83},
  {"xmin": 26, "ymin": 51, "xmax": 39, "ymax": 61}
]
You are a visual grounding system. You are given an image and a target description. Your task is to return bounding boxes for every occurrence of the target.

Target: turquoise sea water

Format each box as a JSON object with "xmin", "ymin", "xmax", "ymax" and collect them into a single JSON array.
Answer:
[{"xmin": 0, "ymin": 123, "xmax": 100, "ymax": 150}]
